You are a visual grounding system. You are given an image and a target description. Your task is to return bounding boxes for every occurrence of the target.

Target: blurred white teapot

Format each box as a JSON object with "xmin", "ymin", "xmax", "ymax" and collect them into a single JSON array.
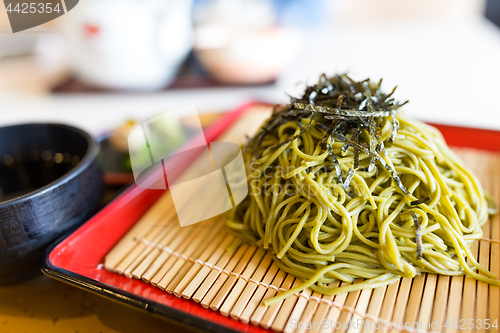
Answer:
[{"xmin": 63, "ymin": 0, "xmax": 193, "ymax": 90}]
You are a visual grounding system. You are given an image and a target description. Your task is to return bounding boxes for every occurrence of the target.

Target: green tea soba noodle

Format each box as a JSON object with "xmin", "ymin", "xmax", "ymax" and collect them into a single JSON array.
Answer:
[{"xmin": 226, "ymin": 74, "xmax": 499, "ymax": 306}]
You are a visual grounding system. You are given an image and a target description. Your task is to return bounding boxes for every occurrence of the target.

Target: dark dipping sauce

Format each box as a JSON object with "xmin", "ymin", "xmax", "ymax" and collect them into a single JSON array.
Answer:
[
  {"xmin": 0, "ymin": 150, "xmax": 80, "ymax": 202},
  {"xmin": 0, "ymin": 124, "xmax": 88, "ymax": 204}
]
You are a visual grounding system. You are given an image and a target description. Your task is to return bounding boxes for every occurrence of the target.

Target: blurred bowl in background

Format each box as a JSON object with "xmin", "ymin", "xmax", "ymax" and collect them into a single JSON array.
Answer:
[
  {"xmin": 194, "ymin": 23, "xmax": 301, "ymax": 84},
  {"xmin": 0, "ymin": 124, "xmax": 103, "ymax": 283}
]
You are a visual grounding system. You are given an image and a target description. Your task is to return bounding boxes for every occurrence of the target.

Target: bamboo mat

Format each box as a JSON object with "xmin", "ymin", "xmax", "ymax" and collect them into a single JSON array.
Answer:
[{"xmin": 104, "ymin": 105, "xmax": 500, "ymax": 333}]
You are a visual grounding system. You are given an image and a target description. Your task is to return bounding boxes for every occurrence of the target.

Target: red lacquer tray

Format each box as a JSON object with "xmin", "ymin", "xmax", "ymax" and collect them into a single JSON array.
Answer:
[{"xmin": 43, "ymin": 103, "xmax": 500, "ymax": 333}]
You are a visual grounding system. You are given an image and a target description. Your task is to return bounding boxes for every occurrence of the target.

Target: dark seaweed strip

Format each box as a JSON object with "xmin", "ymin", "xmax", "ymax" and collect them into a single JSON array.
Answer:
[
  {"xmin": 326, "ymin": 134, "xmax": 343, "ymax": 184},
  {"xmin": 410, "ymin": 196, "xmax": 431, "ymax": 206},
  {"xmin": 384, "ymin": 86, "xmax": 397, "ymax": 102},
  {"xmin": 343, "ymin": 168, "xmax": 355, "ymax": 190},
  {"xmin": 358, "ymin": 98, "xmax": 367, "ymax": 111},
  {"xmin": 309, "ymin": 90, "xmax": 318, "ymax": 103},
  {"xmin": 314, "ymin": 123, "xmax": 330, "ymax": 133},
  {"xmin": 390, "ymin": 111, "xmax": 399, "ymax": 143},
  {"xmin": 294, "ymin": 103, "xmax": 392, "ymax": 118},
  {"xmin": 368, "ymin": 143, "xmax": 382, "ymax": 172},
  {"xmin": 398, "ymin": 100, "xmax": 409, "ymax": 108},
  {"xmin": 409, "ymin": 210, "xmax": 423, "ymax": 260},
  {"xmin": 336, "ymin": 94, "xmax": 344, "ymax": 109},
  {"xmin": 326, "ymin": 78, "xmax": 334, "ymax": 93},
  {"xmin": 370, "ymin": 113, "xmax": 383, "ymax": 156},
  {"xmin": 368, "ymin": 158, "xmax": 377, "ymax": 173},
  {"xmin": 377, "ymin": 78, "xmax": 384, "ymax": 92},
  {"xmin": 352, "ymin": 127, "xmax": 360, "ymax": 170},
  {"xmin": 298, "ymin": 116, "xmax": 304, "ymax": 132},
  {"xmin": 377, "ymin": 153, "xmax": 409, "ymax": 195},
  {"xmin": 368, "ymin": 118, "xmax": 377, "ymax": 154},
  {"xmin": 379, "ymin": 142, "xmax": 389, "ymax": 157},
  {"xmin": 323, "ymin": 115, "xmax": 358, "ymax": 121},
  {"xmin": 363, "ymin": 82, "xmax": 375, "ymax": 111}
]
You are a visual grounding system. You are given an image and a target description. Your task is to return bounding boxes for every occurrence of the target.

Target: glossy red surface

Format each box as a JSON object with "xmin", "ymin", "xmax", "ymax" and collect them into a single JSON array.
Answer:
[
  {"xmin": 46, "ymin": 104, "xmax": 500, "ymax": 333},
  {"xmin": 430, "ymin": 123, "xmax": 500, "ymax": 152}
]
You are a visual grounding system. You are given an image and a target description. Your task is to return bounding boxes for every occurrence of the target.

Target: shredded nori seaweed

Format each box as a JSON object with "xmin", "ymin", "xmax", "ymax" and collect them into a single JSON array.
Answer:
[
  {"xmin": 410, "ymin": 196, "xmax": 431, "ymax": 206},
  {"xmin": 247, "ymin": 74, "xmax": 409, "ymax": 194}
]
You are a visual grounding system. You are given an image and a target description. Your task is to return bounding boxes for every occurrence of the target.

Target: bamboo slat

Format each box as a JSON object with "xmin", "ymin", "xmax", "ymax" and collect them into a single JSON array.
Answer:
[{"xmin": 295, "ymin": 290, "xmax": 323, "ymax": 333}]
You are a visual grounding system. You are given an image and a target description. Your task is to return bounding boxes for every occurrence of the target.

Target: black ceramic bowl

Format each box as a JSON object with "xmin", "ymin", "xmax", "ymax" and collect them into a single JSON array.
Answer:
[{"xmin": 0, "ymin": 123, "xmax": 103, "ymax": 283}]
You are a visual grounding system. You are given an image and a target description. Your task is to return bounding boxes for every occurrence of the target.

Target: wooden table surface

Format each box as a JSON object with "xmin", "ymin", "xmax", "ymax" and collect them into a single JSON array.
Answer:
[{"xmin": 0, "ymin": 274, "xmax": 203, "ymax": 333}]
